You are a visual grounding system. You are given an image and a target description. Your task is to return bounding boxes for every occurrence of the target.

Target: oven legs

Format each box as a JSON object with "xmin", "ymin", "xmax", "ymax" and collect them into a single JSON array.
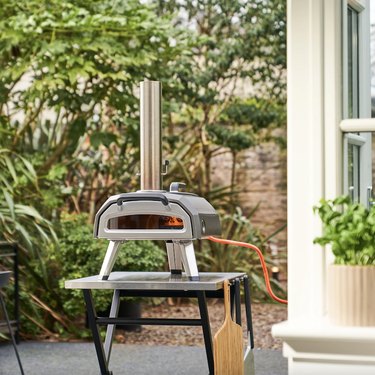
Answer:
[
  {"xmin": 99, "ymin": 241, "xmax": 122, "ymax": 280},
  {"xmin": 166, "ymin": 241, "xmax": 200, "ymax": 280},
  {"xmin": 99, "ymin": 240, "xmax": 200, "ymax": 281},
  {"xmin": 166, "ymin": 241, "xmax": 183, "ymax": 275},
  {"xmin": 179, "ymin": 241, "xmax": 199, "ymax": 280}
]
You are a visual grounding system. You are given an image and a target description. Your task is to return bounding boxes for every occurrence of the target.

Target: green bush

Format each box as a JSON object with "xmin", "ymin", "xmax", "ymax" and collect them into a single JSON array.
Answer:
[
  {"xmin": 56, "ymin": 213, "xmax": 166, "ymax": 319},
  {"xmin": 314, "ymin": 196, "xmax": 375, "ymax": 265},
  {"xmin": 12, "ymin": 213, "xmax": 165, "ymax": 338}
]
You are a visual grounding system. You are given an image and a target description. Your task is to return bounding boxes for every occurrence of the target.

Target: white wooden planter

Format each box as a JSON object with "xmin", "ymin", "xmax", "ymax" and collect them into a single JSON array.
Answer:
[{"xmin": 327, "ymin": 265, "xmax": 375, "ymax": 326}]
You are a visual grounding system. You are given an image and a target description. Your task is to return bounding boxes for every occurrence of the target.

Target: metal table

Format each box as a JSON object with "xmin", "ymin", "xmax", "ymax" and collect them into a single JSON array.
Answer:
[{"xmin": 65, "ymin": 272, "xmax": 255, "ymax": 375}]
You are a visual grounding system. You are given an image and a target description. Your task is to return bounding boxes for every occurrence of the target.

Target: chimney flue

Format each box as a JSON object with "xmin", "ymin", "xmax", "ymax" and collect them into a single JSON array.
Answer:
[{"xmin": 140, "ymin": 80, "xmax": 162, "ymax": 191}]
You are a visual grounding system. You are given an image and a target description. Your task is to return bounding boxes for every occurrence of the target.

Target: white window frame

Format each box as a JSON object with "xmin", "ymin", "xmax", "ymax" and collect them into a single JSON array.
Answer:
[{"xmin": 342, "ymin": 0, "xmax": 372, "ymax": 206}]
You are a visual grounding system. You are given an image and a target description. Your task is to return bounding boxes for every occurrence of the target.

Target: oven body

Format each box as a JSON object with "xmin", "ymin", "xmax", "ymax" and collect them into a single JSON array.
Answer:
[{"xmin": 93, "ymin": 191, "xmax": 221, "ymax": 280}]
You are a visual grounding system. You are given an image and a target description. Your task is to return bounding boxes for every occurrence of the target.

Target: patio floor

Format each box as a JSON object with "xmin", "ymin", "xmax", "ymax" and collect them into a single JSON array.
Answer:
[{"xmin": 0, "ymin": 342, "xmax": 287, "ymax": 375}]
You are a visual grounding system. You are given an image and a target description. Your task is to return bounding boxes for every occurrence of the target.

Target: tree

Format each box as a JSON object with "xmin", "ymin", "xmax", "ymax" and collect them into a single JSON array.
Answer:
[
  {"xmin": 0, "ymin": 0, "xmax": 190, "ymax": 220},
  {"xmin": 0, "ymin": 0, "xmax": 191, "ymax": 337},
  {"xmin": 155, "ymin": 0, "xmax": 286, "ymax": 208},
  {"xmin": 0, "ymin": 0, "xmax": 287, "ymax": 336}
]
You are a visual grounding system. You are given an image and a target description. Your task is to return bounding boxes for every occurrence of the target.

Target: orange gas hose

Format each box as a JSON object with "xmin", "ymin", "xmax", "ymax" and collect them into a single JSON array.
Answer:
[{"xmin": 207, "ymin": 236, "xmax": 288, "ymax": 305}]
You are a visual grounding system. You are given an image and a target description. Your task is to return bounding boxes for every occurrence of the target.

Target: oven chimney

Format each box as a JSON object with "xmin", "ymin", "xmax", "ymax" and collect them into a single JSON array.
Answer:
[{"xmin": 140, "ymin": 80, "xmax": 162, "ymax": 191}]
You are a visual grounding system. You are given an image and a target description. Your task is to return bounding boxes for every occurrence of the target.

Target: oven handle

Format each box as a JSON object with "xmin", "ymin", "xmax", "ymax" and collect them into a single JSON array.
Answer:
[{"xmin": 116, "ymin": 193, "xmax": 169, "ymax": 206}]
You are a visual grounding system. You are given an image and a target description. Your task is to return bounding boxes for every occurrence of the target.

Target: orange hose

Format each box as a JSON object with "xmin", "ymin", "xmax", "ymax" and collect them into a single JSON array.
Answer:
[{"xmin": 207, "ymin": 236, "xmax": 288, "ymax": 305}]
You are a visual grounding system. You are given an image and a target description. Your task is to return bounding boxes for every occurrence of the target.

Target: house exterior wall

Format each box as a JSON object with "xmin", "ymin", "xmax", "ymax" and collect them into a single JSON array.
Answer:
[{"xmin": 273, "ymin": 0, "xmax": 375, "ymax": 374}]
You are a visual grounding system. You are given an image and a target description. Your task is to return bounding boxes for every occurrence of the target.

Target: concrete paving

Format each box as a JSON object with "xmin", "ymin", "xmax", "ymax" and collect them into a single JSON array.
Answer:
[{"xmin": 0, "ymin": 342, "xmax": 287, "ymax": 375}]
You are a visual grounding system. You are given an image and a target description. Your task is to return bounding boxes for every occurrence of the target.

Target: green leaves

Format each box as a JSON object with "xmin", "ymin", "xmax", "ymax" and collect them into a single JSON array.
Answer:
[
  {"xmin": 207, "ymin": 124, "xmax": 254, "ymax": 152},
  {"xmin": 313, "ymin": 196, "xmax": 375, "ymax": 265},
  {"xmin": 90, "ymin": 131, "xmax": 118, "ymax": 149},
  {"xmin": 0, "ymin": 0, "xmax": 288, "ymax": 336},
  {"xmin": 56, "ymin": 213, "xmax": 165, "ymax": 319},
  {"xmin": 0, "ymin": 148, "xmax": 55, "ymax": 252}
]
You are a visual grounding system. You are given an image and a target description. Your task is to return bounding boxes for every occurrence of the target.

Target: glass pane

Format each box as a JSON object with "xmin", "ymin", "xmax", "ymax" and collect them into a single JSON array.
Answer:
[
  {"xmin": 348, "ymin": 143, "xmax": 354, "ymax": 188},
  {"xmin": 108, "ymin": 215, "xmax": 184, "ymax": 230},
  {"xmin": 348, "ymin": 7, "xmax": 359, "ymax": 119},
  {"xmin": 348, "ymin": 143, "xmax": 360, "ymax": 202}
]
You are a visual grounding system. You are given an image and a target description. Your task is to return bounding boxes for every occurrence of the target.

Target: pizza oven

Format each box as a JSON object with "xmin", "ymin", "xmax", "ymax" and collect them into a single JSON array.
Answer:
[{"xmin": 93, "ymin": 81, "xmax": 221, "ymax": 281}]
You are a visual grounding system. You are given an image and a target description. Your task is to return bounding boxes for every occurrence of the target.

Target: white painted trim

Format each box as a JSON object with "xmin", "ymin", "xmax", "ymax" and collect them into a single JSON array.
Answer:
[
  {"xmin": 273, "ymin": 320, "xmax": 375, "ymax": 345},
  {"xmin": 356, "ymin": 0, "xmax": 371, "ymax": 205},
  {"xmin": 342, "ymin": 1, "xmax": 349, "ymax": 119},
  {"xmin": 340, "ymin": 118, "xmax": 375, "ymax": 131},
  {"xmin": 286, "ymin": 0, "xmax": 326, "ymax": 322},
  {"xmin": 273, "ymin": 321, "xmax": 375, "ymax": 373},
  {"xmin": 358, "ymin": 0, "xmax": 371, "ymax": 118},
  {"xmin": 348, "ymin": 0, "xmax": 365, "ymax": 13},
  {"xmin": 323, "ymin": 0, "xmax": 343, "ymax": 266},
  {"xmin": 342, "ymin": 0, "xmax": 371, "ymax": 206}
]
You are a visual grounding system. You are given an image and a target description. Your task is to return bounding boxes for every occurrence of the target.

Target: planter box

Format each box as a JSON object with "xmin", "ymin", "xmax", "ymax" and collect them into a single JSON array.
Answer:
[
  {"xmin": 117, "ymin": 300, "xmax": 142, "ymax": 332},
  {"xmin": 327, "ymin": 265, "xmax": 375, "ymax": 326}
]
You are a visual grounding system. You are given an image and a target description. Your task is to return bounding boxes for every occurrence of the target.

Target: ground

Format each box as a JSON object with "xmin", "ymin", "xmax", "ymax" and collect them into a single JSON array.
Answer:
[
  {"xmin": 0, "ymin": 302, "xmax": 287, "ymax": 374},
  {"xmin": 115, "ymin": 302, "xmax": 287, "ymax": 350},
  {"xmin": 0, "ymin": 342, "xmax": 288, "ymax": 375}
]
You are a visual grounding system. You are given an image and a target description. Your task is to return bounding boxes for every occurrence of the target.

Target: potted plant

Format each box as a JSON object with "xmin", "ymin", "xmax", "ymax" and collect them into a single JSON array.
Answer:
[{"xmin": 314, "ymin": 196, "xmax": 375, "ymax": 326}]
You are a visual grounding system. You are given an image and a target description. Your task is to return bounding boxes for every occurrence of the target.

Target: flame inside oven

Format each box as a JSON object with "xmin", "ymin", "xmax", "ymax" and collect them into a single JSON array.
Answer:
[{"xmin": 108, "ymin": 215, "xmax": 184, "ymax": 230}]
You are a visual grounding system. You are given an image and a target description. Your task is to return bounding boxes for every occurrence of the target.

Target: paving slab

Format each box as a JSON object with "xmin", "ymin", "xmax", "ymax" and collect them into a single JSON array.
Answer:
[{"xmin": 0, "ymin": 342, "xmax": 287, "ymax": 375}]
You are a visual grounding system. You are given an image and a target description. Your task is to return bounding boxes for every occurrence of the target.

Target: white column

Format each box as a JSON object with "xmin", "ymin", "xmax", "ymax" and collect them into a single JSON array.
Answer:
[{"xmin": 286, "ymin": 0, "xmax": 326, "ymax": 323}]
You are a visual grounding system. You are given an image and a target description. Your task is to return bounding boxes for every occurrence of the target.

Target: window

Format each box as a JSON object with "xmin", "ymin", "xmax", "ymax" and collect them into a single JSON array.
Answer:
[{"xmin": 342, "ymin": 1, "xmax": 372, "ymax": 206}]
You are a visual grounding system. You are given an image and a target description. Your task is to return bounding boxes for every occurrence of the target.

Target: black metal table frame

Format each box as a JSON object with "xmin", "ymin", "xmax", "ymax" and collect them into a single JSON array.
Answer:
[
  {"xmin": 0, "ymin": 242, "xmax": 20, "ymax": 343},
  {"xmin": 83, "ymin": 275, "xmax": 254, "ymax": 375}
]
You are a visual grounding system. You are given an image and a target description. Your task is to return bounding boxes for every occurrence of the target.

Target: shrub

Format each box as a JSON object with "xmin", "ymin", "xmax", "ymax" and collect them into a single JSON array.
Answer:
[{"xmin": 56, "ymin": 213, "xmax": 166, "ymax": 319}]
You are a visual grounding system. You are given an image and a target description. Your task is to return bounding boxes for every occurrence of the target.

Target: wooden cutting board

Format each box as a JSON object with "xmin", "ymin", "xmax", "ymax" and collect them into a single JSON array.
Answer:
[{"xmin": 214, "ymin": 280, "xmax": 244, "ymax": 375}]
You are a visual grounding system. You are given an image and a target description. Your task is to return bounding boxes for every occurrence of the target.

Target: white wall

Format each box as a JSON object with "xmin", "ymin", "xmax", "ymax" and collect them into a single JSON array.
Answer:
[{"xmin": 273, "ymin": 1, "xmax": 375, "ymax": 373}]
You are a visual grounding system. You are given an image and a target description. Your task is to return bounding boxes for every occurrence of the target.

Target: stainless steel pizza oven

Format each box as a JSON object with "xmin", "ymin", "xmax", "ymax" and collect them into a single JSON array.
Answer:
[{"xmin": 94, "ymin": 81, "xmax": 221, "ymax": 281}]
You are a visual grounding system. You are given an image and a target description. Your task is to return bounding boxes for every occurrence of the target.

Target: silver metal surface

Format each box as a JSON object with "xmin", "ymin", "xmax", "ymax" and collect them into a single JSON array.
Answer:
[
  {"xmin": 179, "ymin": 241, "xmax": 199, "ymax": 279},
  {"xmin": 166, "ymin": 242, "xmax": 182, "ymax": 272},
  {"xmin": 99, "ymin": 241, "xmax": 122, "ymax": 280},
  {"xmin": 169, "ymin": 182, "xmax": 186, "ymax": 192},
  {"xmin": 97, "ymin": 200, "xmax": 193, "ymax": 240},
  {"xmin": 140, "ymin": 80, "xmax": 162, "ymax": 191},
  {"xmin": 65, "ymin": 272, "xmax": 246, "ymax": 291},
  {"xmin": 94, "ymin": 191, "xmax": 221, "ymax": 241}
]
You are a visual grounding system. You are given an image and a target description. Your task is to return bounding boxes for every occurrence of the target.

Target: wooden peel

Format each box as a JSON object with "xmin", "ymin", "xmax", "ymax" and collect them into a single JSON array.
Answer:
[{"xmin": 214, "ymin": 280, "xmax": 244, "ymax": 375}]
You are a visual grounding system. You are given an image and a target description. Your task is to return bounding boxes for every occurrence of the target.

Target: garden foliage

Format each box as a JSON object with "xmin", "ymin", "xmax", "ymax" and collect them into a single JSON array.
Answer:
[{"xmin": 0, "ymin": 0, "xmax": 287, "ymax": 337}]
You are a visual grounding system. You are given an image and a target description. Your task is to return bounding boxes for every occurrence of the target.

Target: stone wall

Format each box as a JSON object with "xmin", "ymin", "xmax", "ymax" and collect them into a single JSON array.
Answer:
[{"xmin": 211, "ymin": 140, "xmax": 287, "ymax": 248}]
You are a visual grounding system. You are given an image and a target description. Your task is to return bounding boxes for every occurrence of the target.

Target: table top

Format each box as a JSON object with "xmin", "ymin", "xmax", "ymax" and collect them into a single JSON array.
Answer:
[{"xmin": 65, "ymin": 272, "xmax": 246, "ymax": 291}]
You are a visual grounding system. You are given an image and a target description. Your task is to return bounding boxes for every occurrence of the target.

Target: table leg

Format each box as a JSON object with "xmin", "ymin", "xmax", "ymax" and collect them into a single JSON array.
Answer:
[
  {"xmin": 104, "ymin": 290, "xmax": 120, "ymax": 362},
  {"xmin": 196, "ymin": 291, "xmax": 214, "ymax": 375},
  {"xmin": 83, "ymin": 289, "xmax": 112, "ymax": 375},
  {"xmin": 0, "ymin": 295, "xmax": 24, "ymax": 375},
  {"xmin": 230, "ymin": 283, "xmax": 235, "ymax": 319},
  {"xmin": 235, "ymin": 278, "xmax": 242, "ymax": 325},
  {"xmin": 243, "ymin": 276, "xmax": 254, "ymax": 349},
  {"xmin": 14, "ymin": 243, "xmax": 20, "ymax": 344}
]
